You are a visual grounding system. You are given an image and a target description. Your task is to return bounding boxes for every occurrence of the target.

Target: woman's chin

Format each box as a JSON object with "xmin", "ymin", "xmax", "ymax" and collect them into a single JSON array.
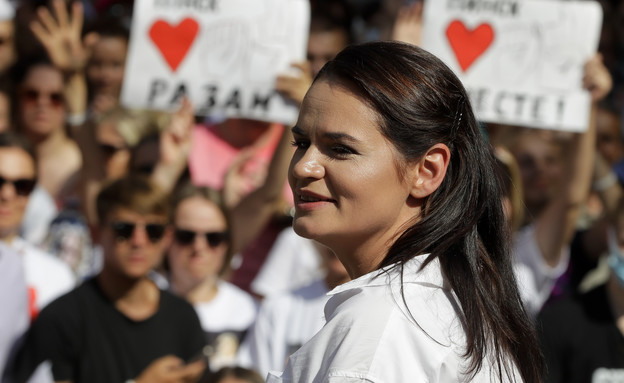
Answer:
[{"xmin": 292, "ymin": 220, "xmax": 322, "ymax": 241}]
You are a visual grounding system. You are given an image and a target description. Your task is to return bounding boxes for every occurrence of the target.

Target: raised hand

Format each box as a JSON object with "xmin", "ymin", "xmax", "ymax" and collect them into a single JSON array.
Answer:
[
  {"xmin": 150, "ymin": 98, "xmax": 195, "ymax": 193},
  {"xmin": 30, "ymin": 0, "xmax": 98, "ymax": 74},
  {"xmin": 159, "ymin": 98, "xmax": 194, "ymax": 166},
  {"xmin": 583, "ymin": 53, "xmax": 613, "ymax": 103},
  {"xmin": 275, "ymin": 61, "xmax": 313, "ymax": 107}
]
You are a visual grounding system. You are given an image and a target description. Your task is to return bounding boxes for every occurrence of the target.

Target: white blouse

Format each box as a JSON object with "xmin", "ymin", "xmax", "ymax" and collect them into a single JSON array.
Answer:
[{"xmin": 266, "ymin": 255, "xmax": 522, "ymax": 383}]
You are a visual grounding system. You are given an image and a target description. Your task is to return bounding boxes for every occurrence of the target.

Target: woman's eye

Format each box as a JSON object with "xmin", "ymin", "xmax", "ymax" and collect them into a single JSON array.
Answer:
[
  {"xmin": 291, "ymin": 139, "xmax": 309, "ymax": 150},
  {"xmin": 331, "ymin": 145, "xmax": 356, "ymax": 156}
]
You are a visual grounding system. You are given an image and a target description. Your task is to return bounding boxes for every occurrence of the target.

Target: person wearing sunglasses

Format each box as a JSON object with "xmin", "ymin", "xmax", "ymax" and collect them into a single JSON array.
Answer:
[
  {"xmin": 13, "ymin": 57, "xmax": 83, "ymax": 247},
  {"xmin": 0, "ymin": 132, "xmax": 75, "ymax": 321},
  {"xmin": 167, "ymin": 183, "xmax": 258, "ymax": 371},
  {"xmin": 9, "ymin": 176, "xmax": 207, "ymax": 383},
  {"xmin": 15, "ymin": 57, "xmax": 82, "ymax": 198}
]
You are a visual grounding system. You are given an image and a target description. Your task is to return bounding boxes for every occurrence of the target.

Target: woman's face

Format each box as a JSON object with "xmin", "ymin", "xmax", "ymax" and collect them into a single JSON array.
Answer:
[
  {"xmin": 87, "ymin": 36, "xmax": 128, "ymax": 98},
  {"xmin": 18, "ymin": 65, "xmax": 66, "ymax": 138},
  {"xmin": 168, "ymin": 196, "xmax": 229, "ymax": 284},
  {"xmin": 512, "ymin": 131, "xmax": 563, "ymax": 213},
  {"xmin": 289, "ymin": 80, "xmax": 416, "ymax": 254}
]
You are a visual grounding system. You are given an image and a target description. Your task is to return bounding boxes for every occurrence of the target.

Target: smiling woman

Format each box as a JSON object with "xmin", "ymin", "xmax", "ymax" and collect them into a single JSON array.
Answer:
[{"xmin": 272, "ymin": 41, "xmax": 544, "ymax": 383}]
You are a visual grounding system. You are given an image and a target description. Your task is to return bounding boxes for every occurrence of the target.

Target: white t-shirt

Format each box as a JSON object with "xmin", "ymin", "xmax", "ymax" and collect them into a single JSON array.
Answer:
[
  {"xmin": 10, "ymin": 237, "xmax": 76, "ymax": 317},
  {"xmin": 512, "ymin": 223, "xmax": 570, "ymax": 318},
  {"xmin": 20, "ymin": 186, "xmax": 58, "ymax": 246},
  {"xmin": 0, "ymin": 243, "xmax": 28, "ymax": 377},
  {"xmin": 251, "ymin": 227, "xmax": 324, "ymax": 298},
  {"xmin": 194, "ymin": 280, "xmax": 258, "ymax": 370},
  {"xmin": 237, "ymin": 279, "xmax": 329, "ymax": 378},
  {"xmin": 267, "ymin": 256, "xmax": 522, "ymax": 383}
]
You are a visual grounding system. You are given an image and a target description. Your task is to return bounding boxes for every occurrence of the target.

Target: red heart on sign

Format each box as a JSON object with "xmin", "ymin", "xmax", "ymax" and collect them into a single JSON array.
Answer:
[
  {"xmin": 445, "ymin": 20, "xmax": 494, "ymax": 72},
  {"xmin": 149, "ymin": 18, "xmax": 199, "ymax": 72}
]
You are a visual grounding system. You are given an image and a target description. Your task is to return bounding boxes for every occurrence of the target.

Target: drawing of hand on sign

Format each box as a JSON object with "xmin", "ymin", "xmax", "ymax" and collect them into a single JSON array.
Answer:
[
  {"xmin": 492, "ymin": 25, "xmax": 540, "ymax": 84},
  {"xmin": 149, "ymin": 17, "xmax": 200, "ymax": 72},
  {"xmin": 538, "ymin": 9, "xmax": 585, "ymax": 91},
  {"xmin": 200, "ymin": 20, "xmax": 249, "ymax": 78}
]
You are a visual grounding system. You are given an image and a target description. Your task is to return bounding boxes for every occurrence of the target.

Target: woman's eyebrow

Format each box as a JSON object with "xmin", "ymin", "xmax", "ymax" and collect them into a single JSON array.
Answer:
[
  {"xmin": 292, "ymin": 125, "xmax": 359, "ymax": 143},
  {"xmin": 323, "ymin": 131, "xmax": 359, "ymax": 143},
  {"xmin": 291, "ymin": 125, "xmax": 305, "ymax": 135}
]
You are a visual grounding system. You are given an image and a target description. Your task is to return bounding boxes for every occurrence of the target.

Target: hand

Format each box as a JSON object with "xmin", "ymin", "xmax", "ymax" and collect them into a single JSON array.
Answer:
[
  {"xmin": 134, "ymin": 355, "xmax": 206, "ymax": 383},
  {"xmin": 275, "ymin": 61, "xmax": 313, "ymax": 107},
  {"xmin": 223, "ymin": 147, "xmax": 268, "ymax": 208},
  {"xmin": 391, "ymin": 2, "xmax": 424, "ymax": 46},
  {"xmin": 159, "ymin": 98, "xmax": 194, "ymax": 166},
  {"xmin": 30, "ymin": 0, "xmax": 98, "ymax": 74},
  {"xmin": 583, "ymin": 53, "xmax": 612, "ymax": 103}
]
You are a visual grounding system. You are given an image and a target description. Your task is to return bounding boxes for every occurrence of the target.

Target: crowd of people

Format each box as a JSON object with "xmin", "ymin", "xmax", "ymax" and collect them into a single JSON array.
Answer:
[{"xmin": 0, "ymin": 0, "xmax": 623, "ymax": 382}]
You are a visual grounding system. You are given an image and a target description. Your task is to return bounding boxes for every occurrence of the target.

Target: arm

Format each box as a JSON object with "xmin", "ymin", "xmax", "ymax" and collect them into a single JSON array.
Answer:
[
  {"xmin": 150, "ymin": 99, "xmax": 194, "ymax": 194},
  {"xmin": 535, "ymin": 54, "xmax": 612, "ymax": 268},
  {"xmin": 391, "ymin": 2, "xmax": 423, "ymax": 46},
  {"xmin": 227, "ymin": 125, "xmax": 294, "ymax": 255},
  {"xmin": 578, "ymin": 152, "xmax": 623, "ymax": 259}
]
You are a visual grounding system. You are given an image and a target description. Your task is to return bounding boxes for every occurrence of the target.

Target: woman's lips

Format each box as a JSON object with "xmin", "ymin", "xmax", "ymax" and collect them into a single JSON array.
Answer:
[{"xmin": 295, "ymin": 190, "xmax": 335, "ymax": 210}]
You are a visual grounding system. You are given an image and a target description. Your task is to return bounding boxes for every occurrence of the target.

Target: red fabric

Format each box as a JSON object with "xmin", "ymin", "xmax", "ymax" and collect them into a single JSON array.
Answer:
[{"xmin": 28, "ymin": 286, "xmax": 38, "ymax": 322}]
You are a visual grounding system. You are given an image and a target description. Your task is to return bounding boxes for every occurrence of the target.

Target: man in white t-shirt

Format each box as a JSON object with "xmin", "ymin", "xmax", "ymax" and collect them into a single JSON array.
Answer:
[{"xmin": 0, "ymin": 132, "xmax": 75, "ymax": 321}]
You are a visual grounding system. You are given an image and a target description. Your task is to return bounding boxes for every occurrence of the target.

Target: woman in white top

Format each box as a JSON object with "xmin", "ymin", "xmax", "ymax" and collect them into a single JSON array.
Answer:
[
  {"xmin": 269, "ymin": 41, "xmax": 544, "ymax": 382},
  {"xmin": 167, "ymin": 184, "xmax": 259, "ymax": 370}
]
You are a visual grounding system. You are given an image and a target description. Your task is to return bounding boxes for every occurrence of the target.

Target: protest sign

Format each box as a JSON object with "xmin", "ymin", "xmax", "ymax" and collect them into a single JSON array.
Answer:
[
  {"xmin": 121, "ymin": 0, "xmax": 310, "ymax": 125},
  {"xmin": 422, "ymin": 0, "xmax": 603, "ymax": 132}
]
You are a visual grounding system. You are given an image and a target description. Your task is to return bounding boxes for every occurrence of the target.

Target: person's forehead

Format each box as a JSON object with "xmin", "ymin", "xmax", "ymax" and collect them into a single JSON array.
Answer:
[
  {"xmin": 308, "ymin": 29, "xmax": 348, "ymax": 53},
  {"xmin": 108, "ymin": 207, "xmax": 167, "ymax": 223},
  {"xmin": 0, "ymin": 147, "xmax": 35, "ymax": 176},
  {"xmin": 22, "ymin": 65, "xmax": 64, "ymax": 88},
  {"xmin": 0, "ymin": 20, "xmax": 13, "ymax": 36}
]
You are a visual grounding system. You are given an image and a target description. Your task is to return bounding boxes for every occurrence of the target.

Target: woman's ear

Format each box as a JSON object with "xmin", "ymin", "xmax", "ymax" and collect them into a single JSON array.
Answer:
[{"xmin": 409, "ymin": 143, "xmax": 450, "ymax": 199}]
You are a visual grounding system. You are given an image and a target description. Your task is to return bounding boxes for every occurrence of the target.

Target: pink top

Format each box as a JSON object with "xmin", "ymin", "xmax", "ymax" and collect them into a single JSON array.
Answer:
[{"xmin": 189, "ymin": 123, "xmax": 293, "ymax": 204}]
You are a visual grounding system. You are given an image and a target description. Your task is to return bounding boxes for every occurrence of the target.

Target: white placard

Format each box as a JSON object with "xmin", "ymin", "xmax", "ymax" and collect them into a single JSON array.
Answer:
[
  {"xmin": 422, "ymin": 0, "xmax": 603, "ymax": 132},
  {"xmin": 121, "ymin": 0, "xmax": 310, "ymax": 125}
]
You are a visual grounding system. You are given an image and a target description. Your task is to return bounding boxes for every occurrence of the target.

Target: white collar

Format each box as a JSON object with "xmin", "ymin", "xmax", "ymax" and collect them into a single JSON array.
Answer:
[
  {"xmin": 328, "ymin": 254, "xmax": 444, "ymax": 296},
  {"xmin": 325, "ymin": 254, "xmax": 458, "ymax": 347}
]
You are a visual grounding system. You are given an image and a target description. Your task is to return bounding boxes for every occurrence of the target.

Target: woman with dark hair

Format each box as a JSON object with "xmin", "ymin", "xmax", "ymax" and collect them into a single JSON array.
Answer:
[{"xmin": 269, "ymin": 41, "xmax": 544, "ymax": 382}]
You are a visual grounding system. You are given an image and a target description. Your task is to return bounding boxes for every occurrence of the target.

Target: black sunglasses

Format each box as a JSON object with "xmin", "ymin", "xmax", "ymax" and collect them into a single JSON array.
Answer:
[
  {"xmin": 174, "ymin": 229, "xmax": 229, "ymax": 248},
  {"xmin": 0, "ymin": 176, "xmax": 36, "ymax": 196},
  {"xmin": 99, "ymin": 143, "xmax": 127, "ymax": 157},
  {"xmin": 110, "ymin": 221, "xmax": 167, "ymax": 243}
]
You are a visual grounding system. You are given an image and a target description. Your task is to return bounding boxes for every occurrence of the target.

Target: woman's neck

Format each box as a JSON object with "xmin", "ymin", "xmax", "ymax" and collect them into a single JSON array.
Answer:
[
  {"xmin": 32, "ymin": 127, "xmax": 67, "ymax": 156},
  {"xmin": 171, "ymin": 275, "xmax": 219, "ymax": 304}
]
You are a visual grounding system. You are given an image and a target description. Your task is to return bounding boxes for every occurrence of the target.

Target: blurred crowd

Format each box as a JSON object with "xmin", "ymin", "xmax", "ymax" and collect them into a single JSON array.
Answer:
[{"xmin": 0, "ymin": 0, "xmax": 623, "ymax": 382}]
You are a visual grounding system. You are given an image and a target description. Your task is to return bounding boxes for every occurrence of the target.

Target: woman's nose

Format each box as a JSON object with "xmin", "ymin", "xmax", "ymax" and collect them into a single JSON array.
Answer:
[{"xmin": 290, "ymin": 148, "xmax": 325, "ymax": 180}]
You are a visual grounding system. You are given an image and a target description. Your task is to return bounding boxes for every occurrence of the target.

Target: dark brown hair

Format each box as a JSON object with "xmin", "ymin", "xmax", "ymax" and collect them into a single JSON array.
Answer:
[
  {"xmin": 96, "ymin": 176, "xmax": 169, "ymax": 224},
  {"xmin": 316, "ymin": 41, "xmax": 543, "ymax": 382}
]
